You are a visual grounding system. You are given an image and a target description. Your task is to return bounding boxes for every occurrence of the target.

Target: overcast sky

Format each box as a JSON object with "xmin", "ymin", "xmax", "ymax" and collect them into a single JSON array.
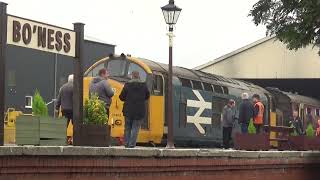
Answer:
[{"xmin": 4, "ymin": 0, "xmax": 266, "ymax": 68}]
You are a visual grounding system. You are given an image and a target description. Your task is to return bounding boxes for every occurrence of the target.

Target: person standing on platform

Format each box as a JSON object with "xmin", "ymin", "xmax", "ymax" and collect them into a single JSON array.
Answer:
[
  {"xmin": 89, "ymin": 68, "xmax": 114, "ymax": 116},
  {"xmin": 239, "ymin": 93, "xmax": 254, "ymax": 134},
  {"xmin": 291, "ymin": 110, "xmax": 304, "ymax": 135},
  {"xmin": 56, "ymin": 74, "xmax": 74, "ymax": 145},
  {"xmin": 119, "ymin": 71, "xmax": 150, "ymax": 148},
  {"xmin": 222, "ymin": 99, "xmax": 236, "ymax": 149},
  {"xmin": 252, "ymin": 94, "xmax": 265, "ymax": 134}
]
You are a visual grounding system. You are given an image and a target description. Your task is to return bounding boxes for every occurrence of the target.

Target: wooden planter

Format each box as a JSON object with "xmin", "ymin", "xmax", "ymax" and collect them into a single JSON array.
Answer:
[
  {"xmin": 288, "ymin": 136, "xmax": 320, "ymax": 151},
  {"xmin": 78, "ymin": 124, "xmax": 111, "ymax": 147},
  {"xmin": 234, "ymin": 133, "xmax": 270, "ymax": 150},
  {"xmin": 39, "ymin": 117, "xmax": 67, "ymax": 146},
  {"xmin": 16, "ymin": 115, "xmax": 40, "ymax": 145}
]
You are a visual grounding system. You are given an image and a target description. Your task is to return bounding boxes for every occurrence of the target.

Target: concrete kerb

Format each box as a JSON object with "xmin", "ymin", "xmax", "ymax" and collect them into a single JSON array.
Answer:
[{"xmin": 0, "ymin": 146, "xmax": 320, "ymax": 159}]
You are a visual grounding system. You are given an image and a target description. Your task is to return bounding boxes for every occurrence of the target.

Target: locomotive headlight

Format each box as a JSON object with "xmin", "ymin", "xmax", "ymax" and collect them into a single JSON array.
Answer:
[{"xmin": 115, "ymin": 120, "xmax": 122, "ymax": 126}]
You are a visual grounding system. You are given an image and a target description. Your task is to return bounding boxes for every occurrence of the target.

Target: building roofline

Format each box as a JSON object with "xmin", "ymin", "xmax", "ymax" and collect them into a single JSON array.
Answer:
[
  {"xmin": 84, "ymin": 36, "xmax": 116, "ymax": 47},
  {"xmin": 194, "ymin": 35, "xmax": 276, "ymax": 70}
]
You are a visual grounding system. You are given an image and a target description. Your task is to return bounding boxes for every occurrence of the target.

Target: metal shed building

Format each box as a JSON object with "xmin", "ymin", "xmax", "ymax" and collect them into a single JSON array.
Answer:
[
  {"xmin": 5, "ymin": 36, "xmax": 115, "ymax": 115},
  {"xmin": 194, "ymin": 36, "xmax": 320, "ymax": 99}
]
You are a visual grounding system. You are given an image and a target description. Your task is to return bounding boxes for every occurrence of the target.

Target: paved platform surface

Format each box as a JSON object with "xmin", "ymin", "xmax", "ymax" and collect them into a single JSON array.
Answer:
[{"xmin": 0, "ymin": 146, "xmax": 319, "ymax": 158}]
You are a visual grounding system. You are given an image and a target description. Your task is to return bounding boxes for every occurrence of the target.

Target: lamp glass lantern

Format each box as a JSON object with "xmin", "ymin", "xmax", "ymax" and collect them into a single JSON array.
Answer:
[{"xmin": 161, "ymin": 0, "xmax": 182, "ymax": 30}]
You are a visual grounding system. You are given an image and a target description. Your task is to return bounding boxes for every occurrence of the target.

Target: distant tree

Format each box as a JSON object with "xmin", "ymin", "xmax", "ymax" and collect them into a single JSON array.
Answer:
[{"xmin": 249, "ymin": 0, "xmax": 320, "ymax": 55}]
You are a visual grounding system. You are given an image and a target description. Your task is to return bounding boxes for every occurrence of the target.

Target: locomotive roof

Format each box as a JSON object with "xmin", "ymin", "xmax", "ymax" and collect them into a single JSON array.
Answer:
[
  {"xmin": 139, "ymin": 58, "xmax": 265, "ymax": 91},
  {"xmin": 284, "ymin": 92, "xmax": 320, "ymax": 107}
]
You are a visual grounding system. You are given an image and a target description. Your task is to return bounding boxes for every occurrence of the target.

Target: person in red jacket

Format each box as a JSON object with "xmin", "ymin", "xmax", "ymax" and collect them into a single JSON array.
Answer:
[{"xmin": 252, "ymin": 94, "xmax": 264, "ymax": 134}]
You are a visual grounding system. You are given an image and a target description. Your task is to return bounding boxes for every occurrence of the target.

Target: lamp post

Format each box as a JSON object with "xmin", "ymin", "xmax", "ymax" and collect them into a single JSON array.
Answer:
[{"xmin": 161, "ymin": 0, "xmax": 181, "ymax": 149}]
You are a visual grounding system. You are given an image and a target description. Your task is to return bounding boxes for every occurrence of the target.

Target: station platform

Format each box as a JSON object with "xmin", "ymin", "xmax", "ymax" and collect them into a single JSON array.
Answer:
[{"xmin": 0, "ymin": 146, "xmax": 319, "ymax": 180}]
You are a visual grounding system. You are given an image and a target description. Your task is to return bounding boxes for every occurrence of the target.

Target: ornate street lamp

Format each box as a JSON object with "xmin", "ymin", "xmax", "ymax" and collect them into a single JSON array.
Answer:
[{"xmin": 161, "ymin": 0, "xmax": 181, "ymax": 149}]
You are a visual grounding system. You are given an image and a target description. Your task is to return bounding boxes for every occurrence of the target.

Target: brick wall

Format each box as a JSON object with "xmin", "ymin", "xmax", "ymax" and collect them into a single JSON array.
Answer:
[{"xmin": 0, "ymin": 147, "xmax": 319, "ymax": 180}]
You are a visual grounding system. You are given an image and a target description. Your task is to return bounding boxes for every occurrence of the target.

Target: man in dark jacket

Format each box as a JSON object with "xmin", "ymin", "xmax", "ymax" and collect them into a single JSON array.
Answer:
[
  {"xmin": 56, "ymin": 74, "xmax": 74, "ymax": 125},
  {"xmin": 119, "ymin": 71, "xmax": 150, "ymax": 148},
  {"xmin": 222, "ymin": 99, "xmax": 236, "ymax": 148},
  {"xmin": 89, "ymin": 68, "xmax": 114, "ymax": 116},
  {"xmin": 238, "ymin": 92, "xmax": 254, "ymax": 134},
  {"xmin": 290, "ymin": 110, "xmax": 304, "ymax": 135}
]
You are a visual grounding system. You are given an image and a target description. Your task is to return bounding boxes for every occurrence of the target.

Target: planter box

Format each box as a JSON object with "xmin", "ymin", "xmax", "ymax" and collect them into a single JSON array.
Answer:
[
  {"xmin": 234, "ymin": 133, "xmax": 270, "ymax": 150},
  {"xmin": 16, "ymin": 115, "xmax": 40, "ymax": 145},
  {"xmin": 78, "ymin": 124, "xmax": 111, "ymax": 147},
  {"xmin": 40, "ymin": 117, "xmax": 67, "ymax": 146},
  {"xmin": 288, "ymin": 136, "xmax": 320, "ymax": 151}
]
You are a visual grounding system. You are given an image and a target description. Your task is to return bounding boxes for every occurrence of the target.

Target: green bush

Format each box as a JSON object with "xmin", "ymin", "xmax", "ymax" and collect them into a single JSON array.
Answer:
[
  {"xmin": 32, "ymin": 90, "xmax": 48, "ymax": 116},
  {"xmin": 84, "ymin": 94, "xmax": 108, "ymax": 125},
  {"xmin": 248, "ymin": 119, "xmax": 256, "ymax": 134},
  {"xmin": 306, "ymin": 123, "xmax": 315, "ymax": 137}
]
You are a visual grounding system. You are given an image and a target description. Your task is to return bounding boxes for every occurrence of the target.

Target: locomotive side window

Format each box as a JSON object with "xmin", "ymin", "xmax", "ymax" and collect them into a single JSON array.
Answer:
[
  {"xmin": 222, "ymin": 86, "xmax": 229, "ymax": 94},
  {"xmin": 213, "ymin": 85, "xmax": 223, "ymax": 94},
  {"xmin": 212, "ymin": 97, "xmax": 228, "ymax": 127},
  {"xmin": 203, "ymin": 82, "xmax": 213, "ymax": 92},
  {"xmin": 191, "ymin": 80, "xmax": 203, "ymax": 90},
  {"xmin": 127, "ymin": 63, "xmax": 147, "ymax": 82},
  {"xmin": 107, "ymin": 60, "xmax": 127, "ymax": 77},
  {"xmin": 180, "ymin": 78, "xmax": 192, "ymax": 88},
  {"xmin": 152, "ymin": 74, "xmax": 163, "ymax": 96}
]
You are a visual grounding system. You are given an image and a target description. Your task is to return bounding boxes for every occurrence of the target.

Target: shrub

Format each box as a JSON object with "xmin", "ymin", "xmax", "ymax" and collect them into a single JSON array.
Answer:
[
  {"xmin": 84, "ymin": 94, "xmax": 108, "ymax": 125},
  {"xmin": 248, "ymin": 119, "xmax": 256, "ymax": 134},
  {"xmin": 306, "ymin": 123, "xmax": 315, "ymax": 137},
  {"xmin": 32, "ymin": 90, "xmax": 48, "ymax": 116}
]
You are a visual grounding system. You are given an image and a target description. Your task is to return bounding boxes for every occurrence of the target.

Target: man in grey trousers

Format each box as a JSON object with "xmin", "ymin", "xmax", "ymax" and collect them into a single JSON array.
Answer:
[{"xmin": 222, "ymin": 99, "xmax": 236, "ymax": 149}]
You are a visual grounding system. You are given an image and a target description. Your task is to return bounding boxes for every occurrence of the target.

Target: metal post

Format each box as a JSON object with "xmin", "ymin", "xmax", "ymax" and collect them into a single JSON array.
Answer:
[
  {"xmin": 0, "ymin": 2, "xmax": 7, "ymax": 146},
  {"xmin": 73, "ymin": 23, "xmax": 85, "ymax": 146},
  {"xmin": 166, "ymin": 27, "xmax": 175, "ymax": 149},
  {"xmin": 53, "ymin": 53, "xmax": 57, "ymax": 118}
]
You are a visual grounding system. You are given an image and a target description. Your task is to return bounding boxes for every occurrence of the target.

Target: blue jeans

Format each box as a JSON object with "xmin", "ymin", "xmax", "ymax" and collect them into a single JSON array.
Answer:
[
  {"xmin": 241, "ymin": 123, "xmax": 249, "ymax": 134},
  {"xmin": 124, "ymin": 117, "xmax": 142, "ymax": 148}
]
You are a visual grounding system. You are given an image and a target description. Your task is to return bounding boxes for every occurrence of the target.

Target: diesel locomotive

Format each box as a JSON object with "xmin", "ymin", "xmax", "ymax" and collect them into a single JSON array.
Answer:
[{"xmin": 82, "ymin": 54, "xmax": 320, "ymax": 146}]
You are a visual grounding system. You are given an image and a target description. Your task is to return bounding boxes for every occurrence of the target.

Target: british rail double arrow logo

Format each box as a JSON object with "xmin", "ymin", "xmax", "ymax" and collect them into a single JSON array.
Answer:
[{"xmin": 186, "ymin": 90, "xmax": 212, "ymax": 134}]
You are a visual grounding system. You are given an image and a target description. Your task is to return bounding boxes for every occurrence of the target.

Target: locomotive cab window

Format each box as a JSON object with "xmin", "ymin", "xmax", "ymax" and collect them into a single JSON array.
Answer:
[
  {"xmin": 152, "ymin": 74, "xmax": 164, "ymax": 96},
  {"xmin": 127, "ymin": 63, "xmax": 147, "ymax": 82},
  {"xmin": 180, "ymin": 78, "xmax": 192, "ymax": 88},
  {"xmin": 191, "ymin": 80, "xmax": 203, "ymax": 90},
  {"xmin": 107, "ymin": 60, "xmax": 127, "ymax": 77}
]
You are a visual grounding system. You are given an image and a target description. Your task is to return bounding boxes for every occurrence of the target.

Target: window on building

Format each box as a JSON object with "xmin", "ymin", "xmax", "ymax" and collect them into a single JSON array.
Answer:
[
  {"xmin": 191, "ymin": 80, "xmax": 203, "ymax": 90},
  {"xmin": 180, "ymin": 78, "xmax": 192, "ymax": 88},
  {"xmin": 107, "ymin": 60, "xmax": 127, "ymax": 77},
  {"xmin": 152, "ymin": 74, "xmax": 163, "ymax": 96},
  {"xmin": 25, "ymin": 96, "xmax": 32, "ymax": 109},
  {"xmin": 7, "ymin": 70, "xmax": 16, "ymax": 86},
  {"xmin": 203, "ymin": 82, "xmax": 213, "ymax": 92},
  {"xmin": 222, "ymin": 86, "xmax": 229, "ymax": 94},
  {"xmin": 127, "ymin": 63, "xmax": 147, "ymax": 82},
  {"xmin": 213, "ymin": 85, "xmax": 223, "ymax": 94}
]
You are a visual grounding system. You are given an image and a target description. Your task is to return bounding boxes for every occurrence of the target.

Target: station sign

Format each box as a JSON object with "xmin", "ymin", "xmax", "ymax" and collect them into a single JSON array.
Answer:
[{"xmin": 6, "ymin": 15, "xmax": 76, "ymax": 57}]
